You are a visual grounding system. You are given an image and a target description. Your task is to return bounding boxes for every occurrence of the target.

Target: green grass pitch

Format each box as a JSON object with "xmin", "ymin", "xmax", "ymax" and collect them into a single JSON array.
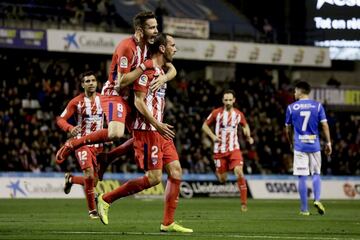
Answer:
[{"xmin": 0, "ymin": 198, "xmax": 359, "ymax": 240}]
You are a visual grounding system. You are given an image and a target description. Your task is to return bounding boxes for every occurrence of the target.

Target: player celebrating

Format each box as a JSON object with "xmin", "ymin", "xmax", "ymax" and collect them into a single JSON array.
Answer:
[
  {"xmin": 202, "ymin": 90, "xmax": 254, "ymax": 212},
  {"xmin": 96, "ymin": 33, "xmax": 193, "ymax": 233},
  {"xmin": 285, "ymin": 81, "xmax": 331, "ymax": 216},
  {"xmin": 56, "ymin": 71, "xmax": 103, "ymax": 219},
  {"xmin": 56, "ymin": 11, "xmax": 176, "ymax": 173}
]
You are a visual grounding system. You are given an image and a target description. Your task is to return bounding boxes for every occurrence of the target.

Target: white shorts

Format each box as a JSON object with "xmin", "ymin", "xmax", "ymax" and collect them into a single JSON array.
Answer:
[{"xmin": 293, "ymin": 150, "xmax": 321, "ymax": 176}]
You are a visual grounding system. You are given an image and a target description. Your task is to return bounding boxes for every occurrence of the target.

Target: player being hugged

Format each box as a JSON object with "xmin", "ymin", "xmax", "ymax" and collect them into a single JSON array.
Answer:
[{"xmin": 285, "ymin": 81, "xmax": 332, "ymax": 216}]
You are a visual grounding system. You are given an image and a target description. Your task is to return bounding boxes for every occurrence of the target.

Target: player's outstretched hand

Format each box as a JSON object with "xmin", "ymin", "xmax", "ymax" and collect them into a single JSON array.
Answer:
[
  {"xmin": 70, "ymin": 125, "xmax": 81, "ymax": 137},
  {"xmin": 156, "ymin": 122, "xmax": 175, "ymax": 140},
  {"xmin": 324, "ymin": 142, "xmax": 332, "ymax": 156},
  {"xmin": 150, "ymin": 74, "xmax": 167, "ymax": 92}
]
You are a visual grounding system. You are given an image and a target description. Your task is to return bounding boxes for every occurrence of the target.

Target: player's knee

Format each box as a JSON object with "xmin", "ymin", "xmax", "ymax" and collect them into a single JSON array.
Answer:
[
  {"xmin": 218, "ymin": 176, "xmax": 227, "ymax": 183},
  {"xmin": 147, "ymin": 173, "xmax": 162, "ymax": 186},
  {"xmin": 169, "ymin": 166, "xmax": 182, "ymax": 180},
  {"xmin": 107, "ymin": 131, "xmax": 122, "ymax": 141},
  {"xmin": 84, "ymin": 168, "xmax": 94, "ymax": 179}
]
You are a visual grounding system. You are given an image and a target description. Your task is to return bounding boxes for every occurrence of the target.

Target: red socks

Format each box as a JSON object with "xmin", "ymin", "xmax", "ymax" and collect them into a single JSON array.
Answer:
[
  {"xmin": 237, "ymin": 177, "xmax": 247, "ymax": 205},
  {"xmin": 103, "ymin": 176, "xmax": 151, "ymax": 204},
  {"xmin": 71, "ymin": 176, "xmax": 84, "ymax": 185},
  {"xmin": 163, "ymin": 177, "xmax": 181, "ymax": 226},
  {"xmin": 107, "ymin": 138, "xmax": 134, "ymax": 162},
  {"xmin": 72, "ymin": 129, "xmax": 109, "ymax": 149},
  {"xmin": 84, "ymin": 177, "xmax": 96, "ymax": 211}
]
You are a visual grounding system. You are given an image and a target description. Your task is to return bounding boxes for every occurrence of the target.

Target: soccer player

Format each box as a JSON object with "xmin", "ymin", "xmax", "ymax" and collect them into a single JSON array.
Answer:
[
  {"xmin": 56, "ymin": 11, "xmax": 177, "ymax": 172},
  {"xmin": 56, "ymin": 71, "xmax": 103, "ymax": 219},
  {"xmin": 96, "ymin": 33, "xmax": 192, "ymax": 233},
  {"xmin": 285, "ymin": 81, "xmax": 332, "ymax": 216},
  {"xmin": 202, "ymin": 90, "xmax": 254, "ymax": 212}
]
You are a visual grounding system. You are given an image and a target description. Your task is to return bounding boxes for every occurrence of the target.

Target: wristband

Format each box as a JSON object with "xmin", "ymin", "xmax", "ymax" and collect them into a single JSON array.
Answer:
[{"xmin": 139, "ymin": 63, "xmax": 146, "ymax": 71}]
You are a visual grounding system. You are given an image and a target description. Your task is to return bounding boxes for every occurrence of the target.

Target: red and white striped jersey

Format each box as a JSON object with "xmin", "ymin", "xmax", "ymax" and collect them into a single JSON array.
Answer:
[
  {"xmin": 101, "ymin": 36, "xmax": 148, "ymax": 99},
  {"xmin": 205, "ymin": 107, "xmax": 247, "ymax": 154},
  {"xmin": 57, "ymin": 93, "xmax": 103, "ymax": 148},
  {"xmin": 133, "ymin": 67, "xmax": 166, "ymax": 131}
]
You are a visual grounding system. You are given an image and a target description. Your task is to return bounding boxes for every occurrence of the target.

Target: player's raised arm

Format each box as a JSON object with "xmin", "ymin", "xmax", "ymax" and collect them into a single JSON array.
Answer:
[
  {"xmin": 134, "ymin": 90, "xmax": 175, "ymax": 139},
  {"xmin": 118, "ymin": 59, "xmax": 154, "ymax": 89}
]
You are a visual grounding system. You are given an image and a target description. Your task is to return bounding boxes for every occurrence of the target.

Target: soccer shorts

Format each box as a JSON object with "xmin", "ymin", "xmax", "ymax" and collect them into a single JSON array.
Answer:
[
  {"xmin": 75, "ymin": 146, "xmax": 100, "ymax": 171},
  {"xmin": 100, "ymin": 96, "xmax": 131, "ymax": 124},
  {"xmin": 214, "ymin": 149, "xmax": 243, "ymax": 174},
  {"xmin": 133, "ymin": 130, "xmax": 179, "ymax": 171},
  {"xmin": 293, "ymin": 150, "xmax": 321, "ymax": 176}
]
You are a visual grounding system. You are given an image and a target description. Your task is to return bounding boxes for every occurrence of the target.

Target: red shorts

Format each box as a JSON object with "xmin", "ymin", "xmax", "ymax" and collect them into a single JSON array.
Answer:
[
  {"xmin": 75, "ymin": 146, "xmax": 100, "ymax": 171},
  {"xmin": 101, "ymin": 96, "xmax": 131, "ymax": 125},
  {"xmin": 214, "ymin": 149, "xmax": 243, "ymax": 174},
  {"xmin": 133, "ymin": 130, "xmax": 179, "ymax": 171}
]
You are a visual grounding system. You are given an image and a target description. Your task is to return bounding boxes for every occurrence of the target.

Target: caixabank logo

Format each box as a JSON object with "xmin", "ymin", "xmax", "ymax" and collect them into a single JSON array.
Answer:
[
  {"xmin": 63, "ymin": 33, "xmax": 79, "ymax": 50},
  {"xmin": 62, "ymin": 32, "xmax": 115, "ymax": 51}
]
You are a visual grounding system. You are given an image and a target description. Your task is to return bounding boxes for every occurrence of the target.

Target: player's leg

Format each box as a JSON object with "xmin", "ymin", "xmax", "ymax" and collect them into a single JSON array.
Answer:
[
  {"xmin": 97, "ymin": 138, "xmax": 134, "ymax": 181},
  {"xmin": 76, "ymin": 146, "xmax": 99, "ymax": 219},
  {"xmin": 63, "ymin": 172, "xmax": 84, "ymax": 194},
  {"xmin": 97, "ymin": 131, "xmax": 159, "ymax": 225},
  {"xmin": 230, "ymin": 150, "xmax": 247, "ymax": 211},
  {"xmin": 214, "ymin": 157, "xmax": 228, "ymax": 183},
  {"xmin": 310, "ymin": 152, "xmax": 325, "ymax": 215},
  {"xmin": 160, "ymin": 139, "xmax": 193, "ymax": 233},
  {"xmin": 293, "ymin": 150, "xmax": 310, "ymax": 215},
  {"xmin": 233, "ymin": 165, "xmax": 247, "ymax": 212}
]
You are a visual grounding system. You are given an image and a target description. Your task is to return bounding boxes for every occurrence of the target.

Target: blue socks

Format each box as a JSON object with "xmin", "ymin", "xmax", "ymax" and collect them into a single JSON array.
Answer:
[
  {"xmin": 312, "ymin": 174, "xmax": 321, "ymax": 202},
  {"xmin": 298, "ymin": 176, "xmax": 308, "ymax": 212}
]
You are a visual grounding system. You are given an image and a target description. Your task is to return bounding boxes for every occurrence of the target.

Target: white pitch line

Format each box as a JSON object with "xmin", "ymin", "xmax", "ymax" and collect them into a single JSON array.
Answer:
[{"xmin": 51, "ymin": 231, "xmax": 360, "ymax": 240}]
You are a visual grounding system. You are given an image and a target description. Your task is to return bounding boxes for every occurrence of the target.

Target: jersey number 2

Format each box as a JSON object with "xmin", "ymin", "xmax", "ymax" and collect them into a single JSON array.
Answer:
[{"xmin": 300, "ymin": 111, "xmax": 311, "ymax": 131}]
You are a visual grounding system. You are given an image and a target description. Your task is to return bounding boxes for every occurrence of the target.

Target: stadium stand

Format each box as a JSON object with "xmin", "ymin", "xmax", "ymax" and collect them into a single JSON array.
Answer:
[
  {"xmin": 0, "ymin": 48, "xmax": 359, "ymax": 175},
  {"xmin": 0, "ymin": 1, "xmax": 359, "ymax": 176}
]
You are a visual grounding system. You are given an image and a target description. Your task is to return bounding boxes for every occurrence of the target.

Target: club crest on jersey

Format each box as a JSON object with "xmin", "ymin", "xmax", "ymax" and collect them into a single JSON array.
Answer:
[
  {"xmin": 120, "ymin": 56, "xmax": 128, "ymax": 68},
  {"xmin": 139, "ymin": 74, "xmax": 148, "ymax": 86},
  {"xmin": 151, "ymin": 157, "xmax": 158, "ymax": 166}
]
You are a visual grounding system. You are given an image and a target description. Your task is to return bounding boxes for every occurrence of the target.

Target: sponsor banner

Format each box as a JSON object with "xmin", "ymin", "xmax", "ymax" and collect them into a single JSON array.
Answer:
[
  {"xmin": 0, "ymin": 177, "xmax": 84, "ymax": 199},
  {"xmin": 312, "ymin": 88, "xmax": 360, "ymax": 105},
  {"xmin": 179, "ymin": 181, "xmax": 239, "ymax": 199},
  {"xmin": 0, "ymin": 28, "xmax": 46, "ymax": 50},
  {"xmin": 47, "ymin": 29, "xmax": 126, "ymax": 54},
  {"xmin": 47, "ymin": 29, "xmax": 330, "ymax": 67},
  {"xmin": 248, "ymin": 178, "xmax": 360, "ymax": 200},
  {"xmin": 175, "ymin": 39, "xmax": 331, "ymax": 67},
  {"xmin": 163, "ymin": 16, "xmax": 209, "ymax": 39}
]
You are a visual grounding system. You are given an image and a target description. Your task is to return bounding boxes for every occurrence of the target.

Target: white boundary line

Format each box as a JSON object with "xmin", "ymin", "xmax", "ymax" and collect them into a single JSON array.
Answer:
[{"xmin": 51, "ymin": 231, "xmax": 360, "ymax": 240}]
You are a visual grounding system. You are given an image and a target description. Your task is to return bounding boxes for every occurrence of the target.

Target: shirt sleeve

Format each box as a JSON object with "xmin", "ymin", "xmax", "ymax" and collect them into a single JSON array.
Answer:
[
  {"xmin": 285, "ymin": 105, "xmax": 292, "ymax": 126},
  {"xmin": 318, "ymin": 103, "xmax": 327, "ymax": 122},
  {"xmin": 133, "ymin": 71, "xmax": 151, "ymax": 93},
  {"xmin": 117, "ymin": 44, "xmax": 134, "ymax": 74},
  {"xmin": 205, "ymin": 110, "xmax": 216, "ymax": 126},
  {"xmin": 56, "ymin": 99, "xmax": 76, "ymax": 132},
  {"xmin": 239, "ymin": 111, "xmax": 248, "ymax": 126}
]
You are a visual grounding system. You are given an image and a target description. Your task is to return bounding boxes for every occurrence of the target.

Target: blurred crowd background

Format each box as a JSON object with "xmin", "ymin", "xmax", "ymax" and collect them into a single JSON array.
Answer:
[{"xmin": 0, "ymin": 0, "xmax": 359, "ymax": 176}]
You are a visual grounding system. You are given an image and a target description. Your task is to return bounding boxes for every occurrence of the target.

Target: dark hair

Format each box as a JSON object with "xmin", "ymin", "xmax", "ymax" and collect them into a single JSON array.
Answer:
[
  {"xmin": 148, "ymin": 33, "xmax": 169, "ymax": 55},
  {"xmin": 133, "ymin": 11, "xmax": 156, "ymax": 30},
  {"xmin": 80, "ymin": 71, "xmax": 96, "ymax": 82},
  {"xmin": 295, "ymin": 81, "xmax": 311, "ymax": 94},
  {"xmin": 223, "ymin": 89, "xmax": 236, "ymax": 98}
]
